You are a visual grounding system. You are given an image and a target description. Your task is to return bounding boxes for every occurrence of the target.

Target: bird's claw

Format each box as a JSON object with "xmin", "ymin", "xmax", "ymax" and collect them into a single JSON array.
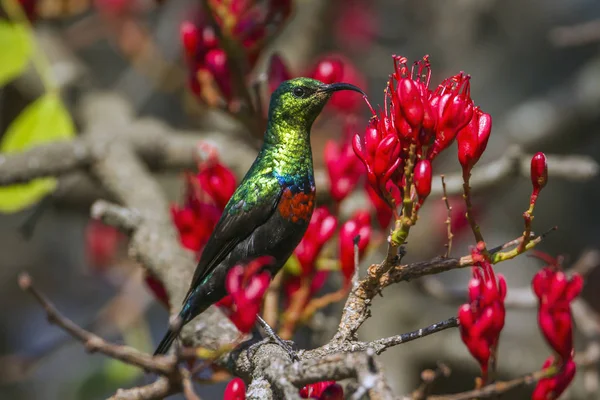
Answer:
[{"xmin": 255, "ymin": 315, "xmax": 300, "ymax": 362}]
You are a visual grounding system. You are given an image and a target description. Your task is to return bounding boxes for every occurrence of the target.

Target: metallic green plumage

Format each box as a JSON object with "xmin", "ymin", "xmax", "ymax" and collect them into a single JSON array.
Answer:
[{"xmin": 154, "ymin": 78, "xmax": 365, "ymax": 355}]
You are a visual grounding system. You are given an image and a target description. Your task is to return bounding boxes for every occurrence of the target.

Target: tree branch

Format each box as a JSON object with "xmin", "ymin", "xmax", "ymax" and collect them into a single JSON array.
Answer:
[
  {"xmin": 17, "ymin": 273, "xmax": 174, "ymax": 376},
  {"xmin": 428, "ymin": 367, "xmax": 556, "ymax": 400},
  {"xmin": 108, "ymin": 378, "xmax": 175, "ymax": 400}
]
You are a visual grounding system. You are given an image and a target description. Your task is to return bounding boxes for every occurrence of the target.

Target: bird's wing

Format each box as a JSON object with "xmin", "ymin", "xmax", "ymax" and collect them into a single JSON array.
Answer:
[{"xmin": 183, "ymin": 176, "xmax": 283, "ymax": 303}]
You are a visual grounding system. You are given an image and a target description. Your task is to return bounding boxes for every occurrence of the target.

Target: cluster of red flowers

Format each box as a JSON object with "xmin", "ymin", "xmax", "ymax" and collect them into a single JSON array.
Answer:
[
  {"xmin": 171, "ymin": 145, "xmax": 236, "ymax": 255},
  {"xmin": 284, "ymin": 207, "xmax": 371, "ymax": 304},
  {"xmin": 180, "ymin": 0, "xmax": 292, "ymax": 102},
  {"xmin": 300, "ymin": 380, "xmax": 344, "ymax": 399},
  {"xmin": 458, "ymin": 242, "xmax": 506, "ymax": 381},
  {"xmin": 217, "ymin": 257, "xmax": 272, "ymax": 333},
  {"xmin": 352, "ymin": 55, "xmax": 492, "ymax": 222},
  {"xmin": 284, "ymin": 207, "xmax": 337, "ymax": 301},
  {"xmin": 531, "ymin": 253, "xmax": 583, "ymax": 400}
]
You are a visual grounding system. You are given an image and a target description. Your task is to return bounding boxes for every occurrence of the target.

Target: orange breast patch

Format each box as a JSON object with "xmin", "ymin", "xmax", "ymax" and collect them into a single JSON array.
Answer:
[{"xmin": 278, "ymin": 188, "xmax": 315, "ymax": 223}]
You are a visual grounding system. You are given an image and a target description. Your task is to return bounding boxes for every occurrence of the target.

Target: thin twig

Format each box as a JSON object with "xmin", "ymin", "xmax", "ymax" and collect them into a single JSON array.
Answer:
[
  {"xmin": 369, "ymin": 317, "xmax": 459, "ymax": 354},
  {"xmin": 17, "ymin": 273, "xmax": 174, "ymax": 375},
  {"xmin": 441, "ymin": 175, "xmax": 453, "ymax": 257},
  {"xmin": 181, "ymin": 369, "xmax": 202, "ymax": 400},
  {"xmin": 428, "ymin": 367, "xmax": 557, "ymax": 400},
  {"xmin": 108, "ymin": 377, "xmax": 175, "ymax": 400}
]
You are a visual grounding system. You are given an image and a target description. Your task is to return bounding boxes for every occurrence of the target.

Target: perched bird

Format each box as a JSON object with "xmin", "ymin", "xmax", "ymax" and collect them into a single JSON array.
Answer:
[{"xmin": 154, "ymin": 77, "xmax": 364, "ymax": 355}]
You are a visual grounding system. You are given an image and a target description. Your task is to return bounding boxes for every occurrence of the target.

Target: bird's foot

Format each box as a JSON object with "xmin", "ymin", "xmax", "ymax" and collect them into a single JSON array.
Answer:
[{"xmin": 255, "ymin": 315, "xmax": 300, "ymax": 362}]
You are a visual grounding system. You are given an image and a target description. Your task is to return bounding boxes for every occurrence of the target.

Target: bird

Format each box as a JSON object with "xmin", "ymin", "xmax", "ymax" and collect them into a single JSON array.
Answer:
[{"xmin": 154, "ymin": 77, "xmax": 365, "ymax": 355}]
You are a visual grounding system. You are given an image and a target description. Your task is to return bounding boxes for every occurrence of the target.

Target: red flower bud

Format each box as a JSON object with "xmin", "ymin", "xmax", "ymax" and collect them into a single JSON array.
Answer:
[
  {"xmin": 180, "ymin": 21, "xmax": 199, "ymax": 60},
  {"xmin": 295, "ymin": 207, "xmax": 338, "ymax": 276},
  {"xmin": 85, "ymin": 220, "xmax": 122, "ymax": 271},
  {"xmin": 309, "ymin": 55, "xmax": 366, "ymax": 113},
  {"xmin": 413, "ymin": 160, "xmax": 432, "ymax": 201},
  {"xmin": 311, "ymin": 58, "xmax": 344, "ymax": 84},
  {"xmin": 224, "ymin": 377, "xmax": 246, "ymax": 400},
  {"xmin": 429, "ymin": 74, "xmax": 474, "ymax": 159},
  {"xmin": 197, "ymin": 160, "xmax": 237, "ymax": 211},
  {"xmin": 300, "ymin": 381, "xmax": 342, "ymax": 399},
  {"xmin": 530, "ymin": 152, "xmax": 548, "ymax": 195},
  {"xmin": 204, "ymin": 48, "xmax": 233, "ymax": 100},
  {"xmin": 532, "ymin": 356, "xmax": 576, "ymax": 400},
  {"xmin": 394, "ymin": 77, "xmax": 424, "ymax": 140},
  {"xmin": 353, "ymin": 118, "xmax": 401, "ymax": 198},
  {"xmin": 532, "ymin": 264, "xmax": 582, "ymax": 361},
  {"xmin": 220, "ymin": 258, "xmax": 272, "ymax": 333},
  {"xmin": 200, "ymin": 25, "xmax": 218, "ymax": 49},
  {"xmin": 457, "ymin": 107, "xmax": 492, "ymax": 172},
  {"xmin": 458, "ymin": 244, "xmax": 506, "ymax": 379},
  {"xmin": 318, "ymin": 383, "xmax": 344, "ymax": 400}
]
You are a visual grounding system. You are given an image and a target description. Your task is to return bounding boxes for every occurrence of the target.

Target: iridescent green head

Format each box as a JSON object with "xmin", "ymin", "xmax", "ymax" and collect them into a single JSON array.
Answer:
[{"xmin": 268, "ymin": 77, "xmax": 364, "ymax": 129}]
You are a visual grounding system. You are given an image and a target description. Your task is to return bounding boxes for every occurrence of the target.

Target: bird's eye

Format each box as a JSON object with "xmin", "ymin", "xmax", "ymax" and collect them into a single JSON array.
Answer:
[{"xmin": 292, "ymin": 87, "xmax": 305, "ymax": 98}]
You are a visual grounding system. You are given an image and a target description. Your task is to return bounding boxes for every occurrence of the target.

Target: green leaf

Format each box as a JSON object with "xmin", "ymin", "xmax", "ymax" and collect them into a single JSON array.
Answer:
[
  {"xmin": 0, "ymin": 93, "xmax": 75, "ymax": 212},
  {"xmin": 0, "ymin": 20, "xmax": 32, "ymax": 87}
]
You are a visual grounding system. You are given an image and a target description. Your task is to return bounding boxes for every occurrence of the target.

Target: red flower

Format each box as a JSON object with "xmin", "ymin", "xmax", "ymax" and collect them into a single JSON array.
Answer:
[
  {"xmin": 300, "ymin": 381, "xmax": 343, "ymax": 399},
  {"xmin": 85, "ymin": 220, "xmax": 123, "ymax": 271},
  {"xmin": 294, "ymin": 207, "xmax": 338, "ymax": 276},
  {"xmin": 339, "ymin": 210, "xmax": 372, "ymax": 283},
  {"xmin": 457, "ymin": 107, "xmax": 492, "ymax": 173},
  {"xmin": 532, "ymin": 356, "xmax": 576, "ymax": 400},
  {"xmin": 413, "ymin": 159, "xmax": 432, "ymax": 202},
  {"xmin": 324, "ymin": 119, "xmax": 365, "ymax": 202},
  {"xmin": 180, "ymin": 1, "xmax": 292, "ymax": 102},
  {"xmin": 428, "ymin": 73, "xmax": 474, "ymax": 160},
  {"xmin": 204, "ymin": 48, "xmax": 233, "ymax": 101},
  {"xmin": 308, "ymin": 55, "xmax": 366, "ymax": 114},
  {"xmin": 220, "ymin": 257, "xmax": 272, "ymax": 333},
  {"xmin": 224, "ymin": 377, "xmax": 246, "ymax": 400},
  {"xmin": 171, "ymin": 172, "xmax": 222, "ymax": 254},
  {"xmin": 352, "ymin": 117, "xmax": 401, "ymax": 201},
  {"xmin": 354, "ymin": 55, "xmax": 485, "ymax": 222},
  {"xmin": 530, "ymin": 152, "xmax": 548, "ymax": 207},
  {"xmin": 171, "ymin": 146, "xmax": 235, "ymax": 255},
  {"xmin": 458, "ymin": 242, "xmax": 506, "ymax": 380},
  {"xmin": 197, "ymin": 159, "xmax": 237, "ymax": 211},
  {"xmin": 532, "ymin": 265, "xmax": 582, "ymax": 362},
  {"xmin": 389, "ymin": 56, "xmax": 433, "ymax": 142}
]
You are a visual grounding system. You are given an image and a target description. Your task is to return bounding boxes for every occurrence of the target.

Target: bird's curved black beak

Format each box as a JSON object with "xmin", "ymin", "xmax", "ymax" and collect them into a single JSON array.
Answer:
[{"xmin": 318, "ymin": 82, "xmax": 366, "ymax": 96}]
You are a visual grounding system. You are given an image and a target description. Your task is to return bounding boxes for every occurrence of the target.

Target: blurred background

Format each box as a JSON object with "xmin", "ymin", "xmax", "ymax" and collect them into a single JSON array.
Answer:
[{"xmin": 1, "ymin": 0, "xmax": 600, "ymax": 399}]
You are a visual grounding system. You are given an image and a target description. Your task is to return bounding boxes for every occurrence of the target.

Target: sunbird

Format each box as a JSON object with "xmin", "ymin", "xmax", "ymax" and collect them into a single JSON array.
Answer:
[{"xmin": 154, "ymin": 77, "xmax": 365, "ymax": 355}]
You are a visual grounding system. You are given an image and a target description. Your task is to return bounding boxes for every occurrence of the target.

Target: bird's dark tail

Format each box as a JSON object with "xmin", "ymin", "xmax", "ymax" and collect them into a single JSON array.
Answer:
[
  {"xmin": 154, "ymin": 286, "xmax": 209, "ymax": 356},
  {"xmin": 154, "ymin": 325, "xmax": 181, "ymax": 356}
]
